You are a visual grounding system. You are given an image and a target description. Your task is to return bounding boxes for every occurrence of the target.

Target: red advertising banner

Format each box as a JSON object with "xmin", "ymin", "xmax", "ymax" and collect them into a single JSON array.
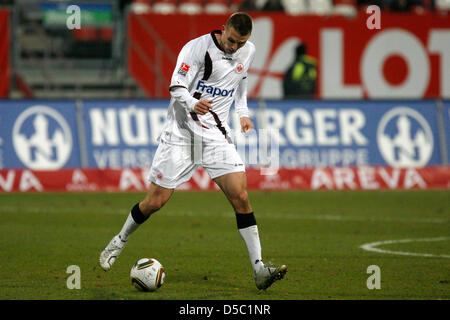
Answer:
[
  {"xmin": 1, "ymin": 166, "xmax": 448, "ymax": 192},
  {"xmin": 0, "ymin": 10, "xmax": 9, "ymax": 98},
  {"xmin": 128, "ymin": 12, "xmax": 450, "ymax": 100}
]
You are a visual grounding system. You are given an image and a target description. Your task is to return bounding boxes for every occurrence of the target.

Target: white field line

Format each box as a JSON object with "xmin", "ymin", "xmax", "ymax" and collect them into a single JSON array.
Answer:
[
  {"xmin": 3, "ymin": 206, "xmax": 448, "ymax": 257},
  {"xmin": 360, "ymin": 237, "xmax": 450, "ymax": 258},
  {"xmin": 0, "ymin": 206, "xmax": 448, "ymax": 224}
]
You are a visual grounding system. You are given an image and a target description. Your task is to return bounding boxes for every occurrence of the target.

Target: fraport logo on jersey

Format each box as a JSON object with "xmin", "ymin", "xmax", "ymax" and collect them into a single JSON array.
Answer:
[
  {"xmin": 196, "ymin": 80, "xmax": 235, "ymax": 98},
  {"xmin": 376, "ymin": 107, "xmax": 433, "ymax": 167},
  {"xmin": 12, "ymin": 106, "xmax": 73, "ymax": 169}
]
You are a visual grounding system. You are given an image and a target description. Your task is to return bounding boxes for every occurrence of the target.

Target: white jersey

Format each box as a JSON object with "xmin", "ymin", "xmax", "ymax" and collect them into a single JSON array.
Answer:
[{"xmin": 159, "ymin": 30, "xmax": 255, "ymax": 145}]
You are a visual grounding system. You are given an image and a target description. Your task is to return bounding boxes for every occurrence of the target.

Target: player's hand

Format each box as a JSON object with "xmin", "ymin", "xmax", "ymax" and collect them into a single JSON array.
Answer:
[
  {"xmin": 194, "ymin": 100, "xmax": 213, "ymax": 115},
  {"xmin": 240, "ymin": 117, "xmax": 253, "ymax": 134}
]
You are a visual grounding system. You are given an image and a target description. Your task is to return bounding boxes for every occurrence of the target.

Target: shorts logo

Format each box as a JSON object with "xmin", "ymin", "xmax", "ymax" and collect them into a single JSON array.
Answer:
[
  {"xmin": 178, "ymin": 62, "xmax": 190, "ymax": 76},
  {"xmin": 157, "ymin": 172, "xmax": 163, "ymax": 180},
  {"xmin": 236, "ymin": 63, "xmax": 244, "ymax": 74}
]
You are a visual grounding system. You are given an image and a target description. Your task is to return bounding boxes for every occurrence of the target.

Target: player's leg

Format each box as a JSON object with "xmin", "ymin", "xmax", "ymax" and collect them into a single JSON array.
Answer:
[
  {"xmin": 213, "ymin": 171, "xmax": 262, "ymax": 266},
  {"xmin": 100, "ymin": 141, "xmax": 196, "ymax": 271},
  {"xmin": 213, "ymin": 171, "xmax": 251, "ymax": 213},
  {"xmin": 117, "ymin": 182, "xmax": 174, "ymax": 242},
  {"xmin": 99, "ymin": 182, "xmax": 173, "ymax": 271},
  {"xmin": 213, "ymin": 171, "xmax": 287, "ymax": 290}
]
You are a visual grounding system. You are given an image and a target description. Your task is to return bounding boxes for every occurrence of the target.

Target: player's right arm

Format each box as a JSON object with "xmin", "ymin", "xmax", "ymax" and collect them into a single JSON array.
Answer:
[
  {"xmin": 169, "ymin": 37, "xmax": 212, "ymax": 115},
  {"xmin": 170, "ymin": 88, "xmax": 212, "ymax": 115}
]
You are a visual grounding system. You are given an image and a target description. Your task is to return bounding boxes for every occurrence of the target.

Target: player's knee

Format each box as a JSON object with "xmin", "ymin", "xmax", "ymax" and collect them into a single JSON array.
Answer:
[
  {"xmin": 237, "ymin": 190, "xmax": 249, "ymax": 204},
  {"xmin": 237, "ymin": 190, "xmax": 248, "ymax": 203},
  {"xmin": 140, "ymin": 197, "xmax": 166, "ymax": 215},
  {"xmin": 233, "ymin": 190, "xmax": 250, "ymax": 209}
]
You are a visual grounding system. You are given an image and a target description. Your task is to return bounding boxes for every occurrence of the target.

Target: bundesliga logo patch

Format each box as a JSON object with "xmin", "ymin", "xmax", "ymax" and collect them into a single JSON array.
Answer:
[{"xmin": 178, "ymin": 62, "xmax": 190, "ymax": 76}]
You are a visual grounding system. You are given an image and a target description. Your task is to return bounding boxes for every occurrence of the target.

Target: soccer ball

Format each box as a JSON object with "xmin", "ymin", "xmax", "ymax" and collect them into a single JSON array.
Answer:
[{"xmin": 130, "ymin": 258, "xmax": 165, "ymax": 292}]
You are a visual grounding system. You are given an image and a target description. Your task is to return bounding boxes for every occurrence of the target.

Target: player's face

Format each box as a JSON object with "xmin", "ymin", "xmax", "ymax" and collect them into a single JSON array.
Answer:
[{"xmin": 221, "ymin": 26, "xmax": 250, "ymax": 54}]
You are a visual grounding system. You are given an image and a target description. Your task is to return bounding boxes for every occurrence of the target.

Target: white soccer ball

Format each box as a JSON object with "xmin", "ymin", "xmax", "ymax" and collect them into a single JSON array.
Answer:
[{"xmin": 130, "ymin": 258, "xmax": 165, "ymax": 292}]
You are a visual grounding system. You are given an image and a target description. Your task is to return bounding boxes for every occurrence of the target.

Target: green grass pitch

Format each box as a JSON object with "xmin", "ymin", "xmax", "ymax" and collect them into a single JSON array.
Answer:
[{"xmin": 0, "ymin": 190, "xmax": 448, "ymax": 300}]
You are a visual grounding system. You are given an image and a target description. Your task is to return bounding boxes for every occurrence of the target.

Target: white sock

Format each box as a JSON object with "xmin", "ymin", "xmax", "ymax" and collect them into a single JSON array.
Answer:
[
  {"xmin": 238, "ymin": 225, "xmax": 264, "ymax": 272},
  {"xmin": 118, "ymin": 213, "xmax": 140, "ymax": 242}
]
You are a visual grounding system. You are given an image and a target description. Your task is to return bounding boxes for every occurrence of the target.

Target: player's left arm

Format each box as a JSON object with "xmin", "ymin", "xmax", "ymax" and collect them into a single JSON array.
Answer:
[
  {"xmin": 235, "ymin": 75, "xmax": 253, "ymax": 133},
  {"xmin": 235, "ymin": 43, "xmax": 255, "ymax": 133},
  {"xmin": 240, "ymin": 117, "xmax": 253, "ymax": 134}
]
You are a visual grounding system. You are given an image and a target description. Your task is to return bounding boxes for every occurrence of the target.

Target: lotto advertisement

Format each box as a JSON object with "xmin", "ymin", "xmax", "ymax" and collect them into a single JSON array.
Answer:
[
  {"xmin": 128, "ymin": 13, "xmax": 450, "ymax": 100},
  {"xmin": 0, "ymin": 99, "xmax": 448, "ymax": 192}
]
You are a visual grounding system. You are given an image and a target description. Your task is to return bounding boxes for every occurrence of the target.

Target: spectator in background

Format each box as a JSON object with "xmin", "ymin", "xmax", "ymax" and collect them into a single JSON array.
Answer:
[
  {"xmin": 357, "ymin": 0, "xmax": 386, "ymax": 9},
  {"xmin": 261, "ymin": 0, "xmax": 285, "ymax": 11},
  {"xmin": 283, "ymin": 43, "xmax": 317, "ymax": 99},
  {"xmin": 120, "ymin": 0, "xmax": 133, "ymax": 11},
  {"xmin": 389, "ymin": 0, "xmax": 425, "ymax": 12},
  {"xmin": 239, "ymin": 0, "xmax": 259, "ymax": 11}
]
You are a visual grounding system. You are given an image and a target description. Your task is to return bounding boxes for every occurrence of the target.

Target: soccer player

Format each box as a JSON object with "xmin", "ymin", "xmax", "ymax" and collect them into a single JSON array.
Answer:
[{"xmin": 99, "ymin": 12, "xmax": 287, "ymax": 290}]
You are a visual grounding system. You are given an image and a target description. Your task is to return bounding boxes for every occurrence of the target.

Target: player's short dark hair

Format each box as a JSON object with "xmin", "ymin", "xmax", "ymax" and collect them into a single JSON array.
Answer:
[{"xmin": 226, "ymin": 12, "xmax": 253, "ymax": 36}]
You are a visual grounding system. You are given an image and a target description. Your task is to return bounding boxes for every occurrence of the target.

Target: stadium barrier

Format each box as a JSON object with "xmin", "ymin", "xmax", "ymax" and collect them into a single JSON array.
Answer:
[
  {"xmin": 0, "ymin": 99, "xmax": 448, "ymax": 191},
  {"xmin": 0, "ymin": 166, "xmax": 449, "ymax": 192},
  {"xmin": 0, "ymin": 9, "xmax": 9, "ymax": 98}
]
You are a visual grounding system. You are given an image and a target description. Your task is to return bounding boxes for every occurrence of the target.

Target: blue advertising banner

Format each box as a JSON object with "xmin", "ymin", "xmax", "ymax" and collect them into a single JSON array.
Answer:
[
  {"xmin": 81, "ymin": 99, "xmax": 262, "ymax": 168},
  {"xmin": 82, "ymin": 100, "xmax": 169, "ymax": 168},
  {"xmin": 0, "ymin": 101, "xmax": 81, "ymax": 169},
  {"xmin": 253, "ymin": 100, "xmax": 442, "ymax": 167},
  {"xmin": 0, "ymin": 99, "xmax": 443, "ymax": 169},
  {"xmin": 81, "ymin": 99, "xmax": 442, "ymax": 168},
  {"xmin": 443, "ymin": 101, "xmax": 450, "ymax": 164}
]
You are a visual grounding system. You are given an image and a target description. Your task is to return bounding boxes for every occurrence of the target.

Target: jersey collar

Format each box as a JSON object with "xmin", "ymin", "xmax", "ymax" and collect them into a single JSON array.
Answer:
[{"xmin": 210, "ymin": 30, "xmax": 224, "ymax": 52}]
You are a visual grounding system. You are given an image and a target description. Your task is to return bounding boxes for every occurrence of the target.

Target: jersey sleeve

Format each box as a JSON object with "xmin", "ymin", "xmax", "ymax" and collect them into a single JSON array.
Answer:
[
  {"xmin": 234, "ymin": 44, "xmax": 255, "ymax": 118},
  {"xmin": 169, "ymin": 37, "xmax": 204, "ymax": 90},
  {"xmin": 234, "ymin": 76, "xmax": 249, "ymax": 118},
  {"xmin": 170, "ymin": 86, "xmax": 197, "ymax": 112}
]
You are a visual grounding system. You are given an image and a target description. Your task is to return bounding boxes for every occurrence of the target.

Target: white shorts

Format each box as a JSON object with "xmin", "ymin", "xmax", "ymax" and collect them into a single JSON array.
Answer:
[{"xmin": 147, "ymin": 140, "xmax": 245, "ymax": 189}]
